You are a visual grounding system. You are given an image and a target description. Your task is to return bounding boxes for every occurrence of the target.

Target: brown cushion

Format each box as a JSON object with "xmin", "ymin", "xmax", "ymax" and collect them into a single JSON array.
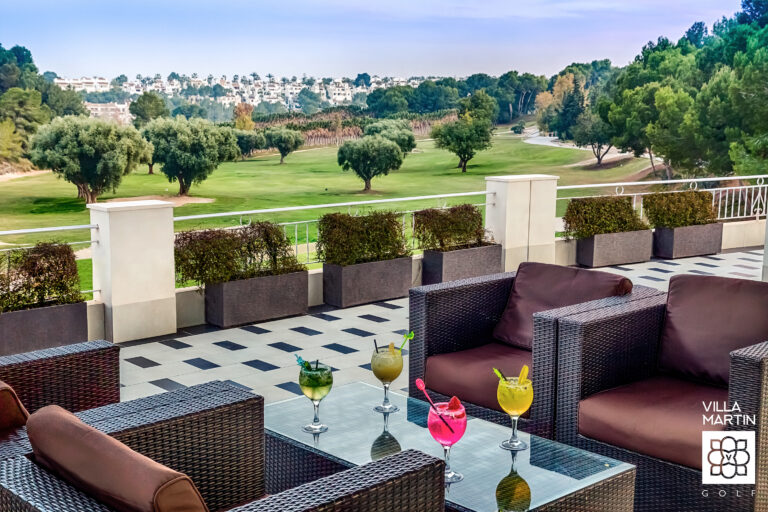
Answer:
[
  {"xmin": 658, "ymin": 274, "xmax": 768, "ymax": 386},
  {"xmin": 425, "ymin": 343, "xmax": 531, "ymax": 413},
  {"xmin": 0, "ymin": 380, "xmax": 29, "ymax": 430},
  {"xmin": 579, "ymin": 376, "xmax": 726, "ymax": 469},
  {"xmin": 493, "ymin": 262, "xmax": 633, "ymax": 349},
  {"xmin": 27, "ymin": 405, "xmax": 209, "ymax": 512}
]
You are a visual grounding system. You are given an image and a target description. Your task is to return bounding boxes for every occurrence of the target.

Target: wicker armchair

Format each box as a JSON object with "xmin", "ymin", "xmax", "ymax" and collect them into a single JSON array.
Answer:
[
  {"xmin": 555, "ymin": 296, "xmax": 765, "ymax": 511},
  {"xmin": 409, "ymin": 272, "xmax": 662, "ymax": 438},
  {"xmin": 0, "ymin": 340, "xmax": 120, "ymax": 414},
  {"xmin": 0, "ymin": 381, "xmax": 445, "ymax": 512}
]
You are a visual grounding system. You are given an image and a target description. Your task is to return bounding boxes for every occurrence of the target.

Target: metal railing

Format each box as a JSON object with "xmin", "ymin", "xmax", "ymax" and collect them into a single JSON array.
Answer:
[
  {"xmin": 557, "ymin": 175, "xmax": 768, "ymax": 221},
  {"xmin": 173, "ymin": 191, "xmax": 493, "ymax": 264}
]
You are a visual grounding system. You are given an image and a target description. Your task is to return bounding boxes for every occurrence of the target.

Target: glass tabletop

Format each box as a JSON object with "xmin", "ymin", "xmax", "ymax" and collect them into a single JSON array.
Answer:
[{"xmin": 265, "ymin": 382, "xmax": 633, "ymax": 511}]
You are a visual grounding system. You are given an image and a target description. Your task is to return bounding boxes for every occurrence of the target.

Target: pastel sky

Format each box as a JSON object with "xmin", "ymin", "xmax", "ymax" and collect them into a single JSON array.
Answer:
[{"xmin": 1, "ymin": 0, "xmax": 743, "ymax": 79}]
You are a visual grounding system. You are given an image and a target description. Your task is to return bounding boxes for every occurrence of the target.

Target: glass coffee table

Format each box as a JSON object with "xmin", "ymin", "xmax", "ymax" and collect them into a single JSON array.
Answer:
[{"xmin": 265, "ymin": 382, "xmax": 635, "ymax": 511}]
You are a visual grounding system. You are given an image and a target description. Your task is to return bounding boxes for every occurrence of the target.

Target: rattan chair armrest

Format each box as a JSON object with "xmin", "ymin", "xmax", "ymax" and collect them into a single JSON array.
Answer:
[
  {"xmin": 409, "ymin": 272, "xmax": 514, "ymax": 397},
  {"xmin": 555, "ymin": 296, "xmax": 666, "ymax": 444},
  {"xmin": 0, "ymin": 340, "xmax": 120, "ymax": 413},
  {"xmin": 231, "ymin": 449, "xmax": 445, "ymax": 512}
]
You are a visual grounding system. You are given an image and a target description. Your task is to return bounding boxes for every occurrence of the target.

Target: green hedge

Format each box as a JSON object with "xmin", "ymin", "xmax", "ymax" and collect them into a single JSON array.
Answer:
[
  {"xmin": 0, "ymin": 242, "xmax": 82, "ymax": 313},
  {"xmin": 643, "ymin": 190, "xmax": 716, "ymax": 228},
  {"xmin": 175, "ymin": 222, "xmax": 305, "ymax": 287},
  {"xmin": 414, "ymin": 204, "xmax": 487, "ymax": 251},
  {"xmin": 563, "ymin": 196, "xmax": 648, "ymax": 240},
  {"xmin": 317, "ymin": 211, "xmax": 410, "ymax": 266}
]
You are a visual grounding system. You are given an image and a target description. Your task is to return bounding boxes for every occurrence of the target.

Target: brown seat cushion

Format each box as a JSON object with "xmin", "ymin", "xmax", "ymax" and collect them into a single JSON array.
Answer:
[
  {"xmin": 0, "ymin": 380, "xmax": 29, "ymax": 430},
  {"xmin": 425, "ymin": 342, "xmax": 531, "ymax": 413},
  {"xmin": 27, "ymin": 405, "xmax": 209, "ymax": 512},
  {"xmin": 579, "ymin": 376, "xmax": 727, "ymax": 469},
  {"xmin": 493, "ymin": 262, "xmax": 633, "ymax": 349},
  {"xmin": 658, "ymin": 274, "xmax": 768, "ymax": 386}
]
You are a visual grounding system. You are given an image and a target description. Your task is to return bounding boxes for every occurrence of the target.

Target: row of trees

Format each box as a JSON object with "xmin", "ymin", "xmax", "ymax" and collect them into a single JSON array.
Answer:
[
  {"xmin": 29, "ymin": 115, "xmax": 306, "ymax": 201},
  {"xmin": 536, "ymin": 0, "xmax": 768, "ymax": 176}
]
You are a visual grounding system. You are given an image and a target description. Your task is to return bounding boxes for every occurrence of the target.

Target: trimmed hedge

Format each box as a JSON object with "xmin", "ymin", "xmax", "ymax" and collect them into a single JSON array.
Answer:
[
  {"xmin": 175, "ymin": 222, "xmax": 306, "ymax": 287},
  {"xmin": 317, "ymin": 211, "xmax": 410, "ymax": 266},
  {"xmin": 0, "ymin": 242, "xmax": 82, "ymax": 313},
  {"xmin": 563, "ymin": 196, "xmax": 648, "ymax": 240},
  {"xmin": 643, "ymin": 190, "xmax": 716, "ymax": 228},
  {"xmin": 414, "ymin": 204, "xmax": 487, "ymax": 251}
]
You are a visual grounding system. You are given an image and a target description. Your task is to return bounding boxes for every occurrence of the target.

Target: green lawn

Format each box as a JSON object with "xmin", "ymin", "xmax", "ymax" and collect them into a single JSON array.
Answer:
[{"xmin": 0, "ymin": 136, "xmax": 649, "ymax": 246}]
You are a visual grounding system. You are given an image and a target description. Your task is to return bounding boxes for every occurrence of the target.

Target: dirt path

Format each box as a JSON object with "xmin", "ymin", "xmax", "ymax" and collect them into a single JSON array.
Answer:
[
  {"xmin": 105, "ymin": 195, "xmax": 214, "ymax": 207},
  {"xmin": 0, "ymin": 170, "xmax": 50, "ymax": 183}
]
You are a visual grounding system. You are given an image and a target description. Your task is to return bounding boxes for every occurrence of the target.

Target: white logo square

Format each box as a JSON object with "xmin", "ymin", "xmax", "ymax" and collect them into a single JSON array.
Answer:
[{"xmin": 702, "ymin": 431, "xmax": 755, "ymax": 485}]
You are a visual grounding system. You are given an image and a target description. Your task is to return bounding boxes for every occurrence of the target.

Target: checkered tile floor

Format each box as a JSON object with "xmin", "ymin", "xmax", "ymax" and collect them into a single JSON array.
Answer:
[{"xmin": 119, "ymin": 249, "xmax": 765, "ymax": 403}]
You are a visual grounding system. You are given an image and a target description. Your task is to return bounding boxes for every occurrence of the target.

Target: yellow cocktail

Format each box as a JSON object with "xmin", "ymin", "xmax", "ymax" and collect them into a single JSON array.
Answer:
[
  {"xmin": 496, "ymin": 365, "xmax": 533, "ymax": 451},
  {"xmin": 372, "ymin": 344, "xmax": 403, "ymax": 413}
]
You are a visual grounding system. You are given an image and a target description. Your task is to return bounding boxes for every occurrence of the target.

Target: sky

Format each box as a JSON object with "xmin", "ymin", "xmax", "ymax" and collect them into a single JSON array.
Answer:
[{"xmin": 0, "ymin": 0, "xmax": 743, "ymax": 80}]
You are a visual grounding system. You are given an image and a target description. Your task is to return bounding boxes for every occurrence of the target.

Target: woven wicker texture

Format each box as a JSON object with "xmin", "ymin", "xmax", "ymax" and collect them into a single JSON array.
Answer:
[
  {"xmin": 0, "ymin": 340, "xmax": 120, "ymax": 414},
  {"xmin": 409, "ymin": 272, "xmax": 662, "ymax": 438},
  {"xmin": 556, "ymin": 297, "xmax": 765, "ymax": 511}
]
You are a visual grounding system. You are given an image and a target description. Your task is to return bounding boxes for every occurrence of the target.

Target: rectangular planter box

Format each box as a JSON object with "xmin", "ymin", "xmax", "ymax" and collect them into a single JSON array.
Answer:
[
  {"xmin": 205, "ymin": 271, "xmax": 309, "ymax": 328},
  {"xmin": 323, "ymin": 257, "xmax": 412, "ymax": 308},
  {"xmin": 0, "ymin": 302, "xmax": 87, "ymax": 356},
  {"xmin": 653, "ymin": 223, "xmax": 723, "ymax": 259},
  {"xmin": 422, "ymin": 244, "xmax": 502, "ymax": 285},
  {"xmin": 576, "ymin": 230, "xmax": 653, "ymax": 268}
]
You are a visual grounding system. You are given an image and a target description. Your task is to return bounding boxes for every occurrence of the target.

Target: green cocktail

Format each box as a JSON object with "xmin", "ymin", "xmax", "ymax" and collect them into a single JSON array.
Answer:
[
  {"xmin": 371, "ymin": 344, "xmax": 403, "ymax": 414},
  {"xmin": 299, "ymin": 362, "xmax": 333, "ymax": 433}
]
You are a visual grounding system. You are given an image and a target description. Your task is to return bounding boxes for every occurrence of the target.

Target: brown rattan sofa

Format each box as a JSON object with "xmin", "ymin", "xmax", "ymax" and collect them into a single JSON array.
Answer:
[
  {"xmin": 409, "ymin": 264, "xmax": 662, "ymax": 438},
  {"xmin": 0, "ymin": 339, "xmax": 120, "ymax": 414},
  {"xmin": 0, "ymin": 380, "xmax": 445, "ymax": 512},
  {"xmin": 555, "ymin": 274, "xmax": 768, "ymax": 511}
]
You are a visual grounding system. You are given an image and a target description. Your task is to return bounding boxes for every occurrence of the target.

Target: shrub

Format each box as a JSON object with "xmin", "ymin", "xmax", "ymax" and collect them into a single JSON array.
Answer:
[
  {"xmin": 317, "ymin": 211, "xmax": 410, "ymax": 266},
  {"xmin": 643, "ymin": 190, "xmax": 716, "ymax": 228},
  {"xmin": 0, "ymin": 242, "xmax": 82, "ymax": 313},
  {"xmin": 175, "ymin": 222, "xmax": 306, "ymax": 287},
  {"xmin": 563, "ymin": 196, "xmax": 648, "ymax": 240},
  {"xmin": 414, "ymin": 204, "xmax": 487, "ymax": 251},
  {"xmin": 511, "ymin": 121, "xmax": 526, "ymax": 134}
]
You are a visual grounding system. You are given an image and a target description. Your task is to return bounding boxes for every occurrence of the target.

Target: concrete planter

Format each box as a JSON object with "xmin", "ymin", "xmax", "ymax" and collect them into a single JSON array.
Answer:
[
  {"xmin": 205, "ymin": 271, "xmax": 309, "ymax": 328},
  {"xmin": 576, "ymin": 230, "xmax": 653, "ymax": 268},
  {"xmin": 323, "ymin": 257, "xmax": 412, "ymax": 308},
  {"xmin": 653, "ymin": 223, "xmax": 723, "ymax": 259},
  {"xmin": 0, "ymin": 302, "xmax": 87, "ymax": 356},
  {"xmin": 422, "ymin": 244, "xmax": 502, "ymax": 285}
]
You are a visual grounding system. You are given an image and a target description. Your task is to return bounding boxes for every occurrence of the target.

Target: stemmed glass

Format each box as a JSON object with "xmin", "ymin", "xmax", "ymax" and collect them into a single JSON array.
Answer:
[
  {"xmin": 371, "ymin": 345, "xmax": 403, "ymax": 414},
  {"xmin": 298, "ymin": 361, "xmax": 333, "ymax": 433},
  {"xmin": 427, "ymin": 398, "xmax": 467, "ymax": 484},
  {"xmin": 496, "ymin": 366, "xmax": 533, "ymax": 451}
]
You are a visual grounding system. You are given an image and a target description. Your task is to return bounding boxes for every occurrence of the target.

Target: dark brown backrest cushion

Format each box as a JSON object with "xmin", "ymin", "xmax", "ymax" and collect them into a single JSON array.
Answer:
[
  {"xmin": 27, "ymin": 405, "xmax": 209, "ymax": 512},
  {"xmin": 493, "ymin": 262, "xmax": 633, "ymax": 349},
  {"xmin": 0, "ymin": 380, "xmax": 29, "ymax": 430},
  {"xmin": 658, "ymin": 274, "xmax": 768, "ymax": 387}
]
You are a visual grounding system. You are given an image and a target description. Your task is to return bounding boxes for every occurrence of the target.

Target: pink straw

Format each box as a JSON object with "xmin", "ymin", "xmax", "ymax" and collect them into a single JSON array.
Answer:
[{"xmin": 415, "ymin": 378, "xmax": 454, "ymax": 433}]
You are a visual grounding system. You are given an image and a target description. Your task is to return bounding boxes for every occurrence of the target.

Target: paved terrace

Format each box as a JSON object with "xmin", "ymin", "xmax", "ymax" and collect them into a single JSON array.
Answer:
[{"xmin": 120, "ymin": 247, "xmax": 764, "ymax": 403}]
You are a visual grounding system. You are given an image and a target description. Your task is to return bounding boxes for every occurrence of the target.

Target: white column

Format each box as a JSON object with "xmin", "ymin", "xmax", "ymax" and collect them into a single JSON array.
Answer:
[
  {"xmin": 763, "ymin": 219, "xmax": 768, "ymax": 282},
  {"xmin": 88, "ymin": 200, "xmax": 177, "ymax": 342},
  {"xmin": 485, "ymin": 175, "xmax": 559, "ymax": 271}
]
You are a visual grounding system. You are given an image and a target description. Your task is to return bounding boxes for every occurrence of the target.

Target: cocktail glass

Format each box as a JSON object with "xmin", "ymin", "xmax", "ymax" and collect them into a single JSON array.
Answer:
[
  {"xmin": 299, "ymin": 362, "xmax": 333, "ymax": 433},
  {"xmin": 371, "ymin": 346, "xmax": 403, "ymax": 414},
  {"xmin": 497, "ymin": 376, "xmax": 533, "ymax": 451},
  {"xmin": 427, "ymin": 400, "xmax": 467, "ymax": 484}
]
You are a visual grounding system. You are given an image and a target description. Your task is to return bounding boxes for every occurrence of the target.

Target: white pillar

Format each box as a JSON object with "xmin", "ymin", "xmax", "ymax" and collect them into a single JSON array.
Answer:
[
  {"xmin": 88, "ymin": 200, "xmax": 177, "ymax": 342},
  {"xmin": 485, "ymin": 175, "xmax": 559, "ymax": 271},
  {"xmin": 763, "ymin": 219, "xmax": 768, "ymax": 282}
]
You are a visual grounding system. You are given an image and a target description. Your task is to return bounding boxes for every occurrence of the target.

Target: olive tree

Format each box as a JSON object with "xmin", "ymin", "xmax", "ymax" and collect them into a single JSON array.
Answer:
[
  {"xmin": 364, "ymin": 119, "xmax": 416, "ymax": 156},
  {"xmin": 430, "ymin": 114, "xmax": 493, "ymax": 172},
  {"xmin": 337, "ymin": 135, "xmax": 403, "ymax": 192},
  {"xmin": 30, "ymin": 116, "xmax": 152, "ymax": 203},
  {"xmin": 142, "ymin": 117, "xmax": 239, "ymax": 196},
  {"xmin": 265, "ymin": 128, "xmax": 304, "ymax": 164},
  {"xmin": 234, "ymin": 129, "xmax": 266, "ymax": 159}
]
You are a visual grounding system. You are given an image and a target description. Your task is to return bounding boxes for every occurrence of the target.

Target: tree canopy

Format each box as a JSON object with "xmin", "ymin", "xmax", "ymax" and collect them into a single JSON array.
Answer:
[
  {"xmin": 129, "ymin": 91, "xmax": 169, "ymax": 128},
  {"xmin": 30, "ymin": 116, "xmax": 151, "ymax": 203},
  {"xmin": 363, "ymin": 119, "xmax": 416, "ymax": 155},
  {"xmin": 431, "ymin": 114, "xmax": 494, "ymax": 172},
  {"xmin": 337, "ymin": 135, "xmax": 403, "ymax": 191},
  {"xmin": 142, "ymin": 117, "xmax": 239, "ymax": 195},
  {"xmin": 265, "ymin": 128, "xmax": 304, "ymax": 164}
]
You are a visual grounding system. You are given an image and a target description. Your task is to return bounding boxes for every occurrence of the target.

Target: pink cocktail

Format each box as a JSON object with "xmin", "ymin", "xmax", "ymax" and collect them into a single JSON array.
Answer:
[{"xmin": 427, "ymin": 398, "xmax": 467, "ymax": 483}]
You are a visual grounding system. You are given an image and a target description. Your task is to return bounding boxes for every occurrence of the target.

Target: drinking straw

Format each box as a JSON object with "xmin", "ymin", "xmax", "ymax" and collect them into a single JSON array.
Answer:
[
  {"xmin": 415, "ymin": 378, "xmax": 455, "ymax": 433},
  {"xmin": 493, "ymin": 367, "xmax": 508, "ymax": 381},
  {"xmin": 315, "ymin": 359, "xmax": 319, "ymax": 370},
  {"xmin": 373, "ymin": 339, "xmax": 379, "ymax": 352}
]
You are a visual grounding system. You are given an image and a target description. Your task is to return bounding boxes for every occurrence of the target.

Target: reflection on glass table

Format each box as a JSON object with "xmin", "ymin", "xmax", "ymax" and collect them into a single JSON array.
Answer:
[{"xmin": 265, "ymin": 382, "xmax": 634, "ymax": 511}]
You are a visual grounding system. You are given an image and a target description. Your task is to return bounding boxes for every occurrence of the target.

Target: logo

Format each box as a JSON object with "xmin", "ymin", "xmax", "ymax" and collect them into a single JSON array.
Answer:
[{"xmin": 702, "ymin": 431, "xmax": 755, "ymax": 485}]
